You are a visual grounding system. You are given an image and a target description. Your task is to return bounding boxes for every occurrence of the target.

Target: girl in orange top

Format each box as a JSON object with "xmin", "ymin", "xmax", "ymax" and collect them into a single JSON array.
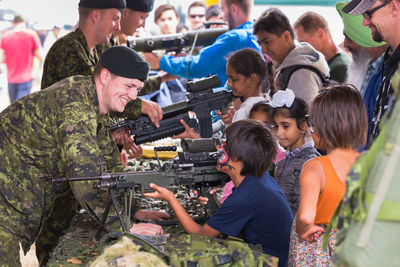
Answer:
[{"xmin": 289, "ymin": 85, "xmax": 368, "ymax": 266}]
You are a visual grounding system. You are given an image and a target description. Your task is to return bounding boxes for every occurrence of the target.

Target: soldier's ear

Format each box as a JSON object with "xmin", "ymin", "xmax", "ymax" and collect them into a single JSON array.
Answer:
[
  {"xmin": 91, "ymin": 9, "xmax": 101, "ymax": 23},
  {"xmin": 99, "ymin": 68, "xmax": 111, "ymax": 85}
]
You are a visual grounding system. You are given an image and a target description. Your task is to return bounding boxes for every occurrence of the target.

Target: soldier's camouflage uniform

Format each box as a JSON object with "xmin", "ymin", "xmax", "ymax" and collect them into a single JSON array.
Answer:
[
  {"xmin": 37, "ymin": 28, "xmax": 161, "ymax": 264},
  {"xmin": 0, "ymin": 76, "xmax": 140, "ymax": 266},
  {"xmin": 41, "ymin": 28, "xmax": 161, "ymax": 94}
]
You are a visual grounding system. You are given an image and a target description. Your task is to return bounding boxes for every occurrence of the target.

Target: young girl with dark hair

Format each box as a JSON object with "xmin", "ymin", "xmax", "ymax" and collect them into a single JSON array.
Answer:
[
  {"xmin": 290, "ymin": 85, "xmax": 368, "ymax": 266},
  {"xmin": 217, "ymin": 48, "xmax": 268, "ymax": 124},
  {"xmin": 271, "ymin": 89, "xmax": 320, "ymax": 216}
]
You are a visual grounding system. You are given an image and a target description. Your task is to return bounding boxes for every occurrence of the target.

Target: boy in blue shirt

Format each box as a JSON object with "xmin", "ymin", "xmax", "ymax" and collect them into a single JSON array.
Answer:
[{"xmin": 144, "ymin": 119, "xmax": 293, "ymax": 266}]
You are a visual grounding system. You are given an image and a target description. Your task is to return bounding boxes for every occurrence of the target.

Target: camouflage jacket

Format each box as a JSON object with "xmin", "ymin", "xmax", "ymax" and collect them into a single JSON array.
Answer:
[{"xmin": 0, "ymin": 76, "xmax": 130, "ymax": 250}]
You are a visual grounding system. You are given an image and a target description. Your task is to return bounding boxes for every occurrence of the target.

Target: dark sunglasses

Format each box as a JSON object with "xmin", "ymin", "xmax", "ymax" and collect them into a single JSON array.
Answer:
[
  {"xmin": 189, "ymin": 14, "xmax": 205, "ymax": 19},
  {"xmin": 362, "ymin": 1, "xmax": 389, "ymax": 20}
]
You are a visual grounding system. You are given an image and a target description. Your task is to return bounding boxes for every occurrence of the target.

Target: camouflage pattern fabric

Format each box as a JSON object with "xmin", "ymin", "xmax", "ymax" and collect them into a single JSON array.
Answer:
[
  {"xmin": 41, "ymin": 29, "xmax": 100, "ymax": 89},
  {"xmin": 114, "ymin": 233, "xmax": 279, "ymax": 267},
  {"xmin": 0, "ymin": 76, "xmax": 133, "ymax": 265}
]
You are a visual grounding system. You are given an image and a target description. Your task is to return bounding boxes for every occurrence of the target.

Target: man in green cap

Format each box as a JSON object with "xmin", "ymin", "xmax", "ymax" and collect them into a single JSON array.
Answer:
[
  {"xmin": 337, "ymin": 1, "xmax": 388, "ymax": 143},
  {"xmin": 342, "ymin": 0, "xmax": 400, "ymax": 148},
  {"xmin": 0, "ymin": 46, "xmax": 166, "ymax": 266}
]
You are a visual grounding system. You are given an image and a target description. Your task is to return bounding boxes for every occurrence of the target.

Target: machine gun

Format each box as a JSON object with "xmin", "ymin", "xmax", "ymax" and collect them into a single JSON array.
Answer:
[
  {"xmin": 51, "ymin": 138, "xmax": 229, "ymax": 239},
  {"xmin": 110, "ymin": 75, "xmax": 233, "ymax": 145},
  {"xmin": 126, "ymin": 27, "xmax": 228, "ymax": 53}
]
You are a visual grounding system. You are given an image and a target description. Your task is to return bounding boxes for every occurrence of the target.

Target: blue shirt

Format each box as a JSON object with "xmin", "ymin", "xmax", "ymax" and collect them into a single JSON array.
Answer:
[
  {"xmin": 207, "ymin": 173, "xmax": 293, "ymax": 267},
  {"xmin": 159, "ymin": 21, "xmax": 261, "ymax": 86},
  {"xmin": 363, "ymin": 54, "xmax": 384, "ymax": 144}
]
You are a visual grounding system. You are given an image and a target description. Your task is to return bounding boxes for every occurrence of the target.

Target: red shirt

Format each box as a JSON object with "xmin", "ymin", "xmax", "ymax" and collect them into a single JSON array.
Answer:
[{"xmin": 0, "ymin": 28, "xmax": 41, "ymax": 83}]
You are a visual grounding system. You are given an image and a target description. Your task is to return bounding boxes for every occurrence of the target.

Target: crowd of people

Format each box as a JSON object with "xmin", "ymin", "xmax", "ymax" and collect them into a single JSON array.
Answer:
[{"xmin": 0, "ymin": 0, "xmax": 398, "ymax": 266}]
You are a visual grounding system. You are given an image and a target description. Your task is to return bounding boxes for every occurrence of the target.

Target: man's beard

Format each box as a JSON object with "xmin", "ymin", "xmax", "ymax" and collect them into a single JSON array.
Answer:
[
  {"xmin": 371, "ymin": 25, "xmax": 383, "ymax": 43},
  {"xmin": 346, "ymin": 47, "xmax": 372, "ymax": 92},
  {"xmin": 227, "ymin": 11, "xmax": 235, "ymax": 30}
]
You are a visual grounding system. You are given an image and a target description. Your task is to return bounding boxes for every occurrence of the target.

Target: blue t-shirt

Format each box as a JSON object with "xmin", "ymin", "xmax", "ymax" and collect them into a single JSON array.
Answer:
[
  {"xmin": 159, "ymin": 21, "xmax": 261, "ymax": 86},
  {"xmin": 207, "ymin": 173, "xmax": 293, "ymax": 267}
]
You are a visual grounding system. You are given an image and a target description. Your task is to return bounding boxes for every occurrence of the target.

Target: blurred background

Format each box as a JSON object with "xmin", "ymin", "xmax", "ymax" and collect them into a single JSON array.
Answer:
[{"xmin": 0, "ymin": 0, "xmax": 343, "ymax": 112}]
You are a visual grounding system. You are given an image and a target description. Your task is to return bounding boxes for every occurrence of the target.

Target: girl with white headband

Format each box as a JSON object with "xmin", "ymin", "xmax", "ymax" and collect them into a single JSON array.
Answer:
[{"xmin": 270, "ymin": 88, "xmax": 320, "ymax": 216}]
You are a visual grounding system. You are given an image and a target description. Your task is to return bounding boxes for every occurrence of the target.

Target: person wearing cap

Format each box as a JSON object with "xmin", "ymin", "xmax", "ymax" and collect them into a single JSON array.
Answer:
[
  {"xmin": 342, "ymin": 0, "xmax": 400, "ymax": 147},
  {"xmin": 0, "ymin": 46, "xmax": 168, "ymax": 266},
  {"xmin": 144, "ymin": 0, "xmax": 260, "ymax": 87},
  {"xmin": 294, "ymin": 11, "xmax": 352, "ymax": 83},
  {"xmin": 337, "ymin": 1, "xmax": 388, "ymax": 143},
  {"xmin": 38, "ymin": 1, "xmax": 165, "ymax": 263},
  {"xmin": 103, "ymin": 0, "xmax": 177, "ymax": 96}
]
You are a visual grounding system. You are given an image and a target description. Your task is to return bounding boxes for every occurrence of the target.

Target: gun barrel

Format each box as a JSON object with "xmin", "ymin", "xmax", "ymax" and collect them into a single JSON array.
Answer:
[
  {"xmin": 127, "ymin": 28, "xmax": 228, "ymax": 52},
  {"xmin": 186, "ymin": 75, "xmax": 220, "ymax": 93}
]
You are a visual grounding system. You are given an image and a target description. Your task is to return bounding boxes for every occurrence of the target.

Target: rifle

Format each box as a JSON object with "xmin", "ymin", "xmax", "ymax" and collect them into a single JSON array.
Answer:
[
  {"xmin": 51, "ymin": 138, "xmax": 229, "ymax": 239},
  {"xmin": 110, "ymin": 75, "xmax": 233, "ymax": 145},
  {"xmin": 126, "ymin": 27, "xmax": 228, "ymax": 53}
]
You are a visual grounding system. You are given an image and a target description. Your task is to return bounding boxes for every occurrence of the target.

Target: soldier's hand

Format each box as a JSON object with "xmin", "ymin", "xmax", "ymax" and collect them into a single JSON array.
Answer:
[
  {"xmin": 173, "ymin": 119, "xmax": 201, "ymax": 139},
  {"xmin": 119, "ymin": 149, "xmax": 128, "ymax": 167},
  {"xmin": 134, "ymin": 209, "xmax": 171, "ymax": 221},
  {"xmin": 144, "ymin": 52, "xmax": 161, "ymax": 69},
  {"xmin": 112, "ymin": 126, "xmax": 133, "ymax": 145},
  {"xmin": 124, "ymin": 142, "xmax": 143, "ymax": 159},
  {"xmin": 130, "ymin": 223, "xmax": 164, "ymax": 235},
  {"xmin": 143, "ymin": 183, "xmax": 175, "ymax": 202},
  {"xmin": 141, "ymin": 99, "xmax": 163, "ymax": 127}
]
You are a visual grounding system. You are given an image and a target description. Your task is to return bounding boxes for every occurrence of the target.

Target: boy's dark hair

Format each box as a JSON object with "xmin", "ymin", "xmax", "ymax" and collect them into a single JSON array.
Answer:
[
  {"xmin": 154, "ymin": 4, "xmax": 178, "ymax": 23},
  {"xmin": 253, "ymin": 9, "xmax": 294, "ymax": 39},
  {"xmin": 310, "ymin": 85, "xmax": 368, "ymax": 150},
  {"xmin": 249, "ymin": 101, "xmax": 274, "ymax": 120},
  {"xmin": 273, "ymin": 97, "xmax": 308, "ymax": 130},
  {"xmin": 227, "ymin": 48, "xmax": 266, "ymax": 81},
  {"xmin": 224, "ymin": 119, "xmax": 277, "ymax": 177}
]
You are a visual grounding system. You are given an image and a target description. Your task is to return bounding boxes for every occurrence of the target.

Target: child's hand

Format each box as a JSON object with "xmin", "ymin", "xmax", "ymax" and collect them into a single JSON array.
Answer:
[
  {"xmin": 215, "ymin": 110, "xmax": 234, "ymax": 125},
  {"xmin": 300, "ymin": 224, "xmax": 325, "ymax": 242},
  {"xmin": 143, "ymin": 183, "xmax": 175, "ymax": 202},
  {"xmin": 193, "ymin": 188, "xmax": 220, "ymax": 207}
]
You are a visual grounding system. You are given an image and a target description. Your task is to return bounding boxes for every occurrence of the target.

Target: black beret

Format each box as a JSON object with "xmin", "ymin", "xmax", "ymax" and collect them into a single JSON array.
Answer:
[
  {"xmin": 100, "ymin": 46, "xmax": 149, "ymax": 82},
  {"xmin": 79, "ymin": 0, "xmax": 126, "ymax": 12},
  {"xmin": 126, "ymin": 0, "xmax": 154, "ymax": 12}
]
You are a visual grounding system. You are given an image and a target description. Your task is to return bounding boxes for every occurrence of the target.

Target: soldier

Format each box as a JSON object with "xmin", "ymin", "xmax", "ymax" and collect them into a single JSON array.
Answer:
[
  {"xmin": 0, "ymin": 46, "xmax": 166, "ymax": 266},
  {"xmin": 108, "ymin": 0, "xmax": 176, "ymax": 92}
]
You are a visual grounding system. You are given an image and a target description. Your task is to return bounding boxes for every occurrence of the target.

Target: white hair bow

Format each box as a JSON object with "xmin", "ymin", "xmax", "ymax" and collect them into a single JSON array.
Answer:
[{"xmin": 269, "ymin": 88, "xmax": 295, "ymax": 108}]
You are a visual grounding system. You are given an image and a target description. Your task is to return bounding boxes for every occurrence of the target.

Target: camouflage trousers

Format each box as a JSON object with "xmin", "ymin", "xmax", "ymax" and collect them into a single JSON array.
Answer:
[
  {"xmin": 0, "ymin": 229, "xmax": 21, "ymax": 266},
  {"xmin": 36, "ymin": 190, "xmax": 78, "ymax": 265},
  {"xmin": 0, "ymin": 190, "xmax": 78, "ymax": 266}
]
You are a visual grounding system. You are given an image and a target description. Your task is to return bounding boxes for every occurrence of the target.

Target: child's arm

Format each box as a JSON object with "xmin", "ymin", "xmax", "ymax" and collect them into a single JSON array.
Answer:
[
  {"xmin": 295, "ymin": 158, "xmax": 325, "ymax": 241},
  {"xmin": 143, "ymin": 183, "xmax": 221, "ymax": 237}
]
